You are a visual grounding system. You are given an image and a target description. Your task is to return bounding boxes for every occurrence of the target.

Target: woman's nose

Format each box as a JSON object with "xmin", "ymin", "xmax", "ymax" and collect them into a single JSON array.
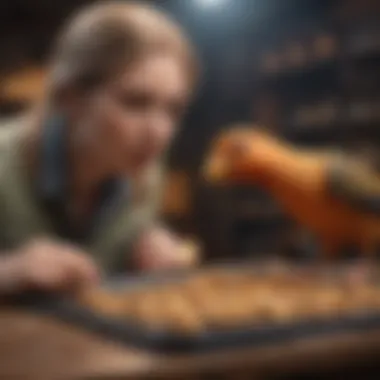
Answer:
[{"xmin": 146, "ymin": 114, "xmax": 173, "ymax": 145}]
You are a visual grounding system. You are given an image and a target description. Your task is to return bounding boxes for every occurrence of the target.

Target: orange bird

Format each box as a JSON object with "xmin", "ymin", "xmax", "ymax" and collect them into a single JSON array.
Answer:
[{"xmin": 203, "ymin": 124, "xmax": 380, "ymax": 260}]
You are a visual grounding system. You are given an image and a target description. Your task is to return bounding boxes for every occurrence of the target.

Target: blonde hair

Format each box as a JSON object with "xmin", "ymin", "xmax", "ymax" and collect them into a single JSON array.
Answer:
[{"xmin": 47, "ymin": 1, "xmax": 199, "ymax": 97}]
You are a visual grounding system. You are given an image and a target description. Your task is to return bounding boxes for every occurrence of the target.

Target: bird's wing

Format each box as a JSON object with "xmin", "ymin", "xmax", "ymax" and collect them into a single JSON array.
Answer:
[{"xmin": 327, "ymin": 154, "xmax": 380, "ymax": 214}]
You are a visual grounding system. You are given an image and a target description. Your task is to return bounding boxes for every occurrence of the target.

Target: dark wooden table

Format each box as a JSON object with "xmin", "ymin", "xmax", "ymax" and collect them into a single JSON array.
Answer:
[{"xmin": 2, "ymin": 309, "xmax": 380, "ymax": 380}]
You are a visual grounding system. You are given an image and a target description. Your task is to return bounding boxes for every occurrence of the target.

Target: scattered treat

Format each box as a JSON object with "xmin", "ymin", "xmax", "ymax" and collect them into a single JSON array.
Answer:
[
  {"xmin": 78, "ymin": 265, "xmax": 380, "ymax": 333},
  {"xmin": 77, "ymin": 288, "xmax": 128, "ymax": 318}
]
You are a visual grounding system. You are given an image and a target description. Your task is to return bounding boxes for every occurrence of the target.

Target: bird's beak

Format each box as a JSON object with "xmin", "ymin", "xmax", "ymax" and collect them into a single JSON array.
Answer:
[{"xmin": 202, "ymin": 156, "xmax": 229, "ymax": 184}]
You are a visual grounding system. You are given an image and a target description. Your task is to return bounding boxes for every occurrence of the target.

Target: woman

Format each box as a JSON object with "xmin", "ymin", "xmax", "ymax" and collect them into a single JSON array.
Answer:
[{"xmin": 0, "ymin": 1, "xmax": 199, "ymax": 293}]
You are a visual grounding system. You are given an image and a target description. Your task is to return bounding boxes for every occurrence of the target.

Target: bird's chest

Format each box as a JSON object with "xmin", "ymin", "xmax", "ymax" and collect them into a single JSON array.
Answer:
[{"xmin": 272, "ymin": 181, "xmax": 355, "ymax": 236}]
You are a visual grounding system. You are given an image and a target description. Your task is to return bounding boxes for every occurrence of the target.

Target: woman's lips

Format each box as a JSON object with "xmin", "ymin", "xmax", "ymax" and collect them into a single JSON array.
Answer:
[{"xmin": 131, "ymin": 146, "xmax": 157, "ymax": 167}]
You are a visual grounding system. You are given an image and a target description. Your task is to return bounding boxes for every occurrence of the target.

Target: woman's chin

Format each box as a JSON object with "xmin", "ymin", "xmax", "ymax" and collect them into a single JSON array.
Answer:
[{"xmin": 135, "ymin": 148, "xmax": 159, "ymax": 167}]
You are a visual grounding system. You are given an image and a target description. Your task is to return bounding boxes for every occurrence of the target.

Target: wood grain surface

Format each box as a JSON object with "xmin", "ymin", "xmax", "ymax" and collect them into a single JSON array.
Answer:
[{"xmin": 1, "ymin": 309, "xmax": 380, "ymax": 380}]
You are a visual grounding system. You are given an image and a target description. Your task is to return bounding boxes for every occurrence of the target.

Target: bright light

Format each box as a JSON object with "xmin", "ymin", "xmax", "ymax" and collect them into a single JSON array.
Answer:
[{"xmin": 194, "ymin": 0, "xmax": 228, "ymax": 9}]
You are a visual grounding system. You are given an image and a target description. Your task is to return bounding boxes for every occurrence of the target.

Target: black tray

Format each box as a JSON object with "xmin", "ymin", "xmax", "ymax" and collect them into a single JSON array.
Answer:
[{"xmin": 5, "ymin": 263, "xmax": 380, "ymax": 354}]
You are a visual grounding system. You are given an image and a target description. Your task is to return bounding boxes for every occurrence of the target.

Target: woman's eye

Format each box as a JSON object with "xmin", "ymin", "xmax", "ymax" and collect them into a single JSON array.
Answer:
[{"xmin": 120, "ymin": 92, "xmax": 152, "ymax": 111}]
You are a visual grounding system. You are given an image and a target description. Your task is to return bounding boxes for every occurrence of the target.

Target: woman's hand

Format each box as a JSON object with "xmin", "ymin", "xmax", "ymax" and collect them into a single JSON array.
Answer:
[
  {"xmin": 132, "ymin": 227, "xmax": 200, "ymax": 272},
  {"xmin": 0, "ymin": 239, "xmax": 99, "ymax": 294}
]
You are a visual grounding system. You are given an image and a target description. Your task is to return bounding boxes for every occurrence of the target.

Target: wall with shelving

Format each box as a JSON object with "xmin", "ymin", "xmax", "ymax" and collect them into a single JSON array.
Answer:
[
  {"xmin": 211, "ymin": 0, "xmax": 380, "ymax": 259},
  {"xmin": 253, "ymin": 3, "xmax": 380, "ymax": 145}
]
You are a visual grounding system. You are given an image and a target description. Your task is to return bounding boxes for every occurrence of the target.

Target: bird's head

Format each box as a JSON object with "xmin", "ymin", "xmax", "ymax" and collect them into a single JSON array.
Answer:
[{"xmin": 202, "ymin": 124, "xmax": 275, "ymax": 185}]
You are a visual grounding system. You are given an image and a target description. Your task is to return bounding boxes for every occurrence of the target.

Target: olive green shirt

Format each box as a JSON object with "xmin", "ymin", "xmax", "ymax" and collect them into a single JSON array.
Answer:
[{"xmin": 0, "ymin": 118, "xmax": 163, "ymax": 273}]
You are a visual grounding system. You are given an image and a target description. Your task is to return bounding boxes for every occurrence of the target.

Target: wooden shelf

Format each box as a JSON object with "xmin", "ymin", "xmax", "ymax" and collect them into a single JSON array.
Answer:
[
  {"xmin": 349, "ymin": 46, "xmax": 380, "ymax": 60},
  {"xmin": 0, "ymin": 66, "xmax": 46, "ymax": 104},
  {"xmin": 258, "ymin": 46, "xmax": 380, "ymax": 83},
  {"xmin": 283, "ymin": 120, "xmax": 379, "ymax": 140},
  {"xmin": 258, "ymin": 58, "xmax": 339, "ymax": 83}
]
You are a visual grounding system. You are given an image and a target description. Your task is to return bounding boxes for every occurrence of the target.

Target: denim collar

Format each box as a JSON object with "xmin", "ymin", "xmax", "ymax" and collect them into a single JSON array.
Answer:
[
  {"xmin": 37, "ymin": 115, "xmax": 127, "ymax": 242},
  {"xmin": 38, "ymin": 114, "xmax": 67, "ymax": 201}
]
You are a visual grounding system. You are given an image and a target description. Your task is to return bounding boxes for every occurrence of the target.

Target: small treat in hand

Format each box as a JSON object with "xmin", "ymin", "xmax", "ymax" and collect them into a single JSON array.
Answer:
[
  {"xmin": 177, "ymin": 239, "xmax": 200, "ymax": 268},
  {"xmin": 133, "ymin": 228, "xmax": 201, "ymax": 272}
]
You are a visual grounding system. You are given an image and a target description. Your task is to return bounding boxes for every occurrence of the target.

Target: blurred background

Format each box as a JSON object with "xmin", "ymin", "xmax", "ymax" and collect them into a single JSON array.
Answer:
[{"xmin": 0, "ymin": 0, "xmax": 379, "ymax": 262}]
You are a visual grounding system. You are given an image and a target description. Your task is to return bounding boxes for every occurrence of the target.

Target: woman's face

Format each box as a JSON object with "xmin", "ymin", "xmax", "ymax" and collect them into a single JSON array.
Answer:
[{"xmin": 75, "ymin": 54, "xmax": 191, "ymax": 175}]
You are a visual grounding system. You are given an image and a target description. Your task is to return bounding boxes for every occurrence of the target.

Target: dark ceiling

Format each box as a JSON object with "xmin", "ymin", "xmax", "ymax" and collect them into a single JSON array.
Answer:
[{"xmin": 0, "ymin": 0, "xmax": 334, "ymax": 71}]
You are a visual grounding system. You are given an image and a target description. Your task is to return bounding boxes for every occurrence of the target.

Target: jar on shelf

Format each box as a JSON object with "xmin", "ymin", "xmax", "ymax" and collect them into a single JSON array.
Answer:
[
  {"xmin": 260, "ymin": 51, "xmax": 283, "ymax": 75},
  {"xmin": 347, "ymin": 25, "xmax": 380, "ymax": 56},
  {"xmin": 313, "ymin": 33, "xmax": 338, "ymax": 61},
  {"xmin": 284, "ymin": 41, "xmax": 308, "ymax": 70},
  {"xmin": 315, "ymin": 99, "xmax": 339, "ymax": 127},
  {"xmin": 293, "ymin": 105, "xmax": 318, "ymax": 128},
  {"xmin": 376, "ymin": 98, "xmax": 380, "ymax": 121},
  {"xmin": 348, "ymin": 99, "xmax": 375, "ymax": 123}
]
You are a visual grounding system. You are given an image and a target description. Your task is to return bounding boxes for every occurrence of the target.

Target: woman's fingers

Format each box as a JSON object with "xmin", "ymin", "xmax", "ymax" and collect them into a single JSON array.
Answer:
[
  {"xmin": 16, "ymin": 239, "xmax": 100, "ymax": 292},
  {"xmin": 60, "ymin": 245, "xmax": 100, "ymax": 285}
]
